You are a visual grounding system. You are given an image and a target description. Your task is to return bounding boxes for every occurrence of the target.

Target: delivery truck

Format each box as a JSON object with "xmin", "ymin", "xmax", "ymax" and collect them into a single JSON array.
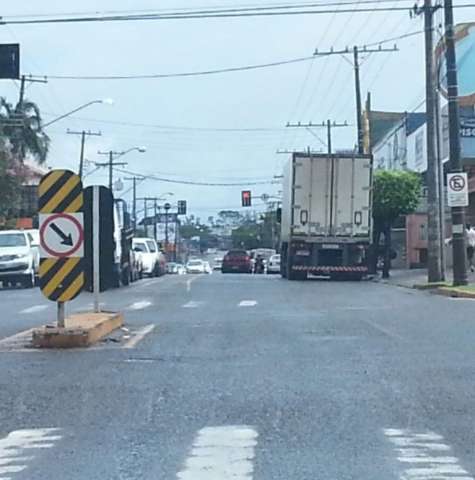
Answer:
[{"xmin": 280, "ymin": 151, "xmax": 373, "ymax": 280}]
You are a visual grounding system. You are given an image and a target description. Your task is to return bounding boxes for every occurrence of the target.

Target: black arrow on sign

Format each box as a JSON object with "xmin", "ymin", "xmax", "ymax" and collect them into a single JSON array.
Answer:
[{"xmin": 49, "ymin": 222, "xmax": 73, "ymax": 246}]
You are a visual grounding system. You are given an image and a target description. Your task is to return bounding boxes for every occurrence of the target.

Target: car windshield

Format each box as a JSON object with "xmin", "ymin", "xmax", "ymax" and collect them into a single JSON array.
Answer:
[
  {"xmin": 188, "ymin": 260, "xmax": 202, "ymax": 266},
  {"xmin": 0, "ymin": 233, "xmax": 27, "ymax": 247},
  {"xmin": 146, "ymin": 241, "xmax": 157, "ymax": 253},
  {"xmin": 134, "ymin": 242, "xmax": 147, "ymax": 252}
]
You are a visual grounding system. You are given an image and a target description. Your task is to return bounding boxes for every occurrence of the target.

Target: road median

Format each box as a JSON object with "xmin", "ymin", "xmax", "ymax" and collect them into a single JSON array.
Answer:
[{"xmin": 32, "ymin": 311, "xmax": 124, "ymax": 348}]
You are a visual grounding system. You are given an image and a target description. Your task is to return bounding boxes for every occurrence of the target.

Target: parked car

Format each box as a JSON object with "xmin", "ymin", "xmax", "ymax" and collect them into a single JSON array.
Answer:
[
  {"xmin": 132, "ymin": 237, "xmax": 166, "ymax": 277},
  {"xmin": 266, "ymin": 254, "xmax": 281, "ymax": 274},
  {"xmin": 167, "ymin": 262, "xmax": 185, "ymax": 274},
  {"xmin": 130, "ymin": 248, "xmax": 144, "ymax": 281},
  {"xmin": 222, "ymin": 249, "xmax": 252, "ymax": 273},
  {"xmin": 186, "ymin": 259, "xmax": 206, "ymax": 274},
  {"xmin": 176, "ymin": 263, "xmax": 186, "ymax": 275},
  {"xmin": 213, "ymin": 256, "xmax": 224, "ymax": 270},
  {"xmin": 0, "ymin": 230, "xmax": 40, "ymax": 288},
  {"xmin": 203, "ymin": 261, "xmax": 212, "ymax": 274}
]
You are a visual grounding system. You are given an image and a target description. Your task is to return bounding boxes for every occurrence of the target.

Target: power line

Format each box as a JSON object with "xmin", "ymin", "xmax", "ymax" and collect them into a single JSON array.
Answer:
[
  {"xmin": 26, "ymin": 29, "xmax": 424, "ymax": 82},
  {"xmin": 113, "ymin": 167, "xmax": 278, "ymax": 186},
  {"xmin": 3, "ymin": 3, "xmax": 475, "ymax": 25}
]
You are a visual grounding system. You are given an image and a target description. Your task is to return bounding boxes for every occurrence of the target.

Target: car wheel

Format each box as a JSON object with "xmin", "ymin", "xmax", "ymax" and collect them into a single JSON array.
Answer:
[{"xmin": 22, "ymin": 272, "xmax": 34, "ymax": 289}]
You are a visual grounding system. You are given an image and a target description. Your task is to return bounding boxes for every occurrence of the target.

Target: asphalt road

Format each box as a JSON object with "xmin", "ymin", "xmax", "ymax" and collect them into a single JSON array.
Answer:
[{"xmin": 0, "ymin": 273, "xmax": 474, "ymax": 479}]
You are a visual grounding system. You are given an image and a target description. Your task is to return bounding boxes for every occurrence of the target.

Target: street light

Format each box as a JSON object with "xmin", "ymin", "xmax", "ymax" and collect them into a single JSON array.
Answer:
[
  {"xmin": 43, "ymin": 98, "xmax": 114, "ymax": 128},
  {"xmin": 96, "ymin": 146, "xmax": 146, "ymax": 191}
]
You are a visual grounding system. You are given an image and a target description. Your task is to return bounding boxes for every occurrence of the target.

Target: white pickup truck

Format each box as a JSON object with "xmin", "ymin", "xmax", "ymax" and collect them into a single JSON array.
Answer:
[{"xmin": 0, "ymin": 230, "xmax": 40, "ymax": 288}]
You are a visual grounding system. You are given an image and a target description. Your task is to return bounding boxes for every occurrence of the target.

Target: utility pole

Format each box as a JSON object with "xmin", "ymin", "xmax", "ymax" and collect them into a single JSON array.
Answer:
[
  {"xmin": 313, "ymin": 45, "xmax": 397, "ymax": 152},
  {"xmin": 444, "ymin": 0, "xmax": 468, "ymax": 286},
  {"xmin": 354, "ymin": 47, "xmax": 363, "ymax": 154},
  {"xmin": 18, "ymin": 75, "xmax": 48, "ymax": 108},
  {"xmin": 286, "ymin": 120, "xmax": 350, "ymax": 154},
  {"xmin": 67, "ymin": 129, "xmax": 102, "ymax": 179},
  {"xmin": 153, "ymin": 198, "xmax": 158, "ymax": 241},
  {"xmin": 415, "ymin": 0, "xmax": 443, "ymax": 282},
  {"xmin": 124, "ymin": 176, "xmax": 142, "ymax": 233},
  {"xmin": 96, "ymin": 151, "xmax": 128, "ymax": 191}
]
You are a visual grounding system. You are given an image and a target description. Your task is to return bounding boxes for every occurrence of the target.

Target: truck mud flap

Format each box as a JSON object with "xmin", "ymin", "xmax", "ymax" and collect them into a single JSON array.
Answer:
[{"xmin": 291, "ymin": 265, "xmax": 368, "ymax": 273}]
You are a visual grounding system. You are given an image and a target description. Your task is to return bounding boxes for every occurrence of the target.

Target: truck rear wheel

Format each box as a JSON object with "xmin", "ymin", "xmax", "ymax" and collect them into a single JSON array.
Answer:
[{"xmin": 288, "ymin": 268, "xmax": 307, "ymax": 281}]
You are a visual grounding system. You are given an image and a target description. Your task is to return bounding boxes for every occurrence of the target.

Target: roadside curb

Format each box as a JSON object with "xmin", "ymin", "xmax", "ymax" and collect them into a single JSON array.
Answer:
[
  {"xmin": 32, "ymin": 312, "xmax": 124, "ymax": 348},
  {"xmin": 435, "ymin": 287, "xmax": 475, "ymax": 299}
]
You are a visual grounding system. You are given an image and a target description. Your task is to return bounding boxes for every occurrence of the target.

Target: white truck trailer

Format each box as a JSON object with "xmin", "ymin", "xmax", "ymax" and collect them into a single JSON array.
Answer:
[{"xmin": 280, "ymin": 152, "xmax": 373, "ymax": 280}]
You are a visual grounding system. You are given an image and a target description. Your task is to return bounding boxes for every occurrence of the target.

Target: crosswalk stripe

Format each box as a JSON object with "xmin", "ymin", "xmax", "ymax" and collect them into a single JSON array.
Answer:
[
  {"xmin": 0, "ymin": 428, "xmax": 62, "ymax": 478},
  {"xmin": 182, "ymin": 301, "xmax": 203, "ymax": 308},
  {"xmin": 177, "ymin": 425, "xmax": 257, "ymax": 480},
  {"xmin": 384, "ymin": 428, "xmax": 474, "ymax": 480}
]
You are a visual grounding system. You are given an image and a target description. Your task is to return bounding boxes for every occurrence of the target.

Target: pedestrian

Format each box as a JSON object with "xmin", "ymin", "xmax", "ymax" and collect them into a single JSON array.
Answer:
[{"xmin": 466, "ymin": 224, "xmax": 475, "ymax": 272}]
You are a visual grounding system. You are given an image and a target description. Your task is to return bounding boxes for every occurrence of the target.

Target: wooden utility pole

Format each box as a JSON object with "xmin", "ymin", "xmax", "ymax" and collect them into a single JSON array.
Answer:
[{"xmin": 67, "ymin": 129, "xmax": 102, "ymax": 179}]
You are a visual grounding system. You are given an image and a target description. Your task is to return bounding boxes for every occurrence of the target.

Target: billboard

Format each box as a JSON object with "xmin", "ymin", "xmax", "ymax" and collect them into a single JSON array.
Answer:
[{"xmin": 436, "ymin": 22, "xmax": 475, "ymax": 106}]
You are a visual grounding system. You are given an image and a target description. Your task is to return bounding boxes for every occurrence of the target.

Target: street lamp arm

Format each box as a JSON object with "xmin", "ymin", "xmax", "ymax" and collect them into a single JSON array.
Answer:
[{"xmin": 43, "ymin": 100, "xmax": 102, "ymax": 128}]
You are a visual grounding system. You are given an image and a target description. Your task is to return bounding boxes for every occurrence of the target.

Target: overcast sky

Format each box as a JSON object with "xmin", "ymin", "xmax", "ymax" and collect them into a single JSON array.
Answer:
[{"xmin": 1, "ymin": 1, "xmax": 474, "ymax": 220}]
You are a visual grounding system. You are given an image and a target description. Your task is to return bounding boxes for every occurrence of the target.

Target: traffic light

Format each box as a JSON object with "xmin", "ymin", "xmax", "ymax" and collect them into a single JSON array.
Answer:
[
  {"xmin": 177, "ymin": 200, "xmax": 187, "ymax": 215},
  {"xmin": 241, "ymin": 190, "xmax": 252, "ymax": 207}
]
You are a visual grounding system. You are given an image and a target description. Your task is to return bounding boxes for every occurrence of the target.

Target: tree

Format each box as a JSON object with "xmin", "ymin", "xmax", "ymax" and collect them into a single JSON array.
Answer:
[
  {"xmin": 372, "ymin": 170, "xmax": 421, "ymax": 278},
  {"xmin": 0, "ymin": 97, "xmax": 50, "ymax": 164},
  {"xmin": 0, "ymin": 142, "xmax": 20, "ymax": 221}
]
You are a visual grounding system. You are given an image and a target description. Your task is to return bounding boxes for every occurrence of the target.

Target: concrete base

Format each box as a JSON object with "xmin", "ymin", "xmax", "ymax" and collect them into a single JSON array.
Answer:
[{"xmin": 32, "ymin": 312, "xmax": 124, "ymax": 348}]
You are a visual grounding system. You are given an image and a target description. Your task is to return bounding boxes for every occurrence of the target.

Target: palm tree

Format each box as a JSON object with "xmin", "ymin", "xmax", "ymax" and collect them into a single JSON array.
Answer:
[{"xmin": 0, "ymin": 96, "xmax": 50, "ymax": 164}]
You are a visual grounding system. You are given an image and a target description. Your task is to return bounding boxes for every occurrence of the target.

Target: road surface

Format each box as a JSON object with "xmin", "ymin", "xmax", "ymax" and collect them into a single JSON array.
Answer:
[{"xmin": 0, "ymin": 273, "xmax": 474, "ymax": 480}]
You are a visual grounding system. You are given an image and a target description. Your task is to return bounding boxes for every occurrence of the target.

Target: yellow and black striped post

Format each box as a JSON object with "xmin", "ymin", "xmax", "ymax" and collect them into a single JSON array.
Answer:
[{"xmin": 38, "ymin": 170, "xmax": 84, "ymax": 303}]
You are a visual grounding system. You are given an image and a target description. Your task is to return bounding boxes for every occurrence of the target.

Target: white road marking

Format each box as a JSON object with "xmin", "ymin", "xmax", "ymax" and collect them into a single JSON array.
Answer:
[
  {"xmin": 185, "ymin": 276, "xmax": 200, "ymax": 292},
  {"xmin": 127, "ymin": 300, "xmax": 152, "ymax": 311},
  {"xmin": 0, "ymin": 428, "xmax": 61, "ymax": 479},
  {"xmin": 177, "ymin": 425, "xmax": 257, "ymax": 480},
  {"xmin": 0, "ymin": 329, "xmax": 36, "ymax": 353},
  {"xmin": 238, "ymin": 300, "xmax": 258, "ymax": 307},
  {"xmin": 384, "ymin": 428, "xmax": 474, "ymax": 480},
  {"xmin": 360, "ymin": 318, "xmax": 405, "ymax": 341},
  {"xmin": 19, "ymin": 305, "xmax": 48, "ymax": 314},
  {"xmin": 182, "ymin": 301, "xmax": 204, "ymax": 308},
  {"xmin": 123, "ymin": 324, "xmax": 155, "ymax": 349}
]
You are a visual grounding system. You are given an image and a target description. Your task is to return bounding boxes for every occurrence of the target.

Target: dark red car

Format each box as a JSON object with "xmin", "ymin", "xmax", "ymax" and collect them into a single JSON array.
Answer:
[{"xmin": 221, "ymin": 249, "xmax": 252, "ymax": 273}]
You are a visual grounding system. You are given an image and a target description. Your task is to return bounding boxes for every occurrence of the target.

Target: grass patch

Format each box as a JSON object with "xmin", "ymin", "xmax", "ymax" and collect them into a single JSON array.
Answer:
[{"xmin": 413, "ymin": 281, "xmax": 450, "ymax": 290}]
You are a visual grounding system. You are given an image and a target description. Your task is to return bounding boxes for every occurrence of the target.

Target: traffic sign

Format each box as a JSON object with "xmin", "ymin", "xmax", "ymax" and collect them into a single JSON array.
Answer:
[
  {"xmin": 38, "ymin": 170, "xmax": 84, "ymax": 302},
  {"xmin": 39, "ymin": 213, "xmax": 84, "ymax": 258},
  {"xmin": 447, "ymin": 172, "xmax": 469, "ymax": 207}
]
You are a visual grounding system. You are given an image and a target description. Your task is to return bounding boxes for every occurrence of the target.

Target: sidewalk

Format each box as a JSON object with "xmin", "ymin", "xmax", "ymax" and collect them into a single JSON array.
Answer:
[{"xmin": 379, "ymin": 268, "xmax": 475, "ymax": 289}]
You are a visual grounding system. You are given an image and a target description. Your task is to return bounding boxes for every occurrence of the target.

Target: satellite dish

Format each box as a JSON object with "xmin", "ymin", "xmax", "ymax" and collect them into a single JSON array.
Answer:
[{"xmin": 114, "ymin": 179, "xmax": 124, "ymax": 191}]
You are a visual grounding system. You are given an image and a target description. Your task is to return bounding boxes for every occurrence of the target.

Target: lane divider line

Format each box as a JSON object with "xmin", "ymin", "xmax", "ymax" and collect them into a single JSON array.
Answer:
[
  {"xmin": 19, "ymin": 305, "xmax": 49, "ymax": 314},
  {"xmin": 238, "ymin": 300, "xmax": 258, "ymax": 307},
  {"xmin": 127, "ymin": 300, "xmax": 153, "ymax": 311},
  {"xmin": 123, "ymin": 324, "xmax": 155, "ymax": 349}
]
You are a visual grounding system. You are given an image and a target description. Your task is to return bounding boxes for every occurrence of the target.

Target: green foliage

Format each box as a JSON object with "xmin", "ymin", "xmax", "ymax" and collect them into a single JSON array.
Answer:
[
  {"xmin": 373, "ymin": 170, "xmax": 421, "ymax": 225},
  {"xmin": 231, "ymin": 210, "xmax": 278, "ymax": 249},
  {"xmin": 0, "ymin": 97, "xmax": 50, "ymax": 164},
  {"xmin": 0, "ymin": 145, "xmax": 21, "ymax": 219}
]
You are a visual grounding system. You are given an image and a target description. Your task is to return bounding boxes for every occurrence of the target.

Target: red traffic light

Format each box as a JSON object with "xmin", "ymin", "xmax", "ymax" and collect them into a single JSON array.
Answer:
[{"xmin": 241, "ymin": 190, "xmax": 252, "ymax": 207}]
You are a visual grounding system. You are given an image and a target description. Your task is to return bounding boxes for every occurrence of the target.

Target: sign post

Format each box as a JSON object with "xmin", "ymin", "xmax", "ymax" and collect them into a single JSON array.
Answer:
[
  {"xmin": 38, "ymin": 170, "xmax": 84, "ymax": 327},
  {"xmin": 447, "ymin": 173, "xmax": 469, "ymax": 208},
  {"xmin": 92, "ymin": 186, "xmax": 101, "ymax": 313}
]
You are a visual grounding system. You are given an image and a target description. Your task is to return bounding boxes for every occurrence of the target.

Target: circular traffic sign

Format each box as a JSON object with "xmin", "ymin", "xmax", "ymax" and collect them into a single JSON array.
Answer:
[
  {"xmin": 39, "ymin": 212, "xmax": 84, "ymax": 258},
  {"xmin": 449, "ymin": 174, "xmax": 466, "ymax": 192}
]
